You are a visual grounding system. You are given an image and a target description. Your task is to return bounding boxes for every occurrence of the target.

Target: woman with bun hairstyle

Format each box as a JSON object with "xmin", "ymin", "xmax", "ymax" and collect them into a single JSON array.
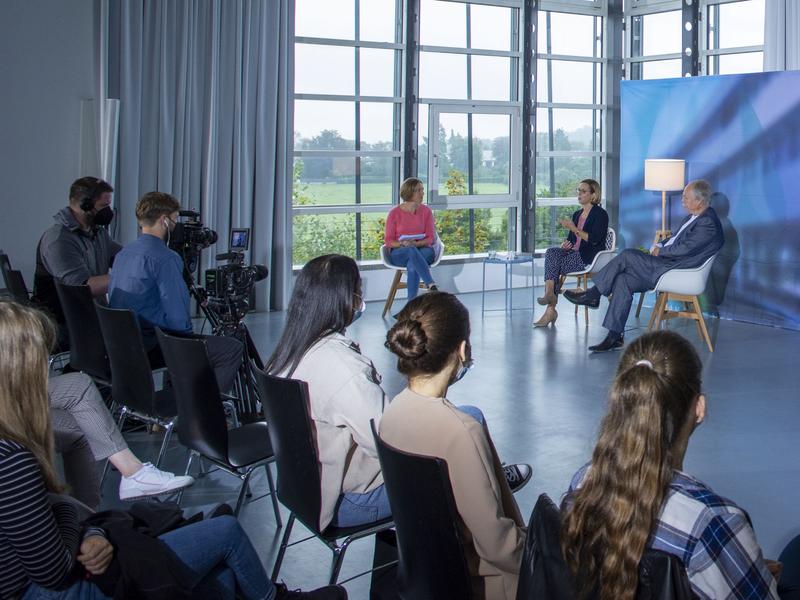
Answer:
[
  {"xmin": 380, "ymin": 292, "xmax": 529, "ymax": 600},
  {"xmin": 265, "ymin": 254, "xmax": 390, "ymax": 531},
  {"xmin": 561, "ymin": 330, "xmax": 799, "ymax": 600}
]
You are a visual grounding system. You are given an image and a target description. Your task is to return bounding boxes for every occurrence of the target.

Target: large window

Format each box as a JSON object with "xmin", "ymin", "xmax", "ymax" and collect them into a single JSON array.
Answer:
[
  {"xmin": 292, "ymin": 0, "xmax": 403, "ymax": 264},
  {"xmin": 702, "ymin": 0, "xmax": 765, "ymax": 75},
  {"xmin": 534, "ymin": 3, "xmax": 605, "ymax": 250}
]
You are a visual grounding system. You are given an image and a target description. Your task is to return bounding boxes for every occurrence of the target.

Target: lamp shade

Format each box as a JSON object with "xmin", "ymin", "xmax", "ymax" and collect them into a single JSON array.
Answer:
[{"xmin": 644, "ymin": 159, "xmax": 685, "ymax": 191}]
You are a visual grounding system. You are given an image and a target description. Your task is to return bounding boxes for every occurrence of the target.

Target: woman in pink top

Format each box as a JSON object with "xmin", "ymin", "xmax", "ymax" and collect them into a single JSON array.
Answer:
[
  {"xmin": 384, "ymin": 178, "xmax": 438, "ymax": 306},
  {"xmin": 534, "ymin": 178, "xmax": 608, "ymax": 327}
]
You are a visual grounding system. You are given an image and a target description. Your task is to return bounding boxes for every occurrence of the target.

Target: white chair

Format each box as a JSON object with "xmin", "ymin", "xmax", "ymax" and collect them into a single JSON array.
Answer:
[
  {"xmin": 647, "ymin": 255, "xmax": 717, "ymax": 352},
  {"xmin": 381, "ymin": 237, "xmax": 445, "ymax": 317},
  {"xmin": 559, "ymin": 227, "xmax": 616, "ymax": 324}
]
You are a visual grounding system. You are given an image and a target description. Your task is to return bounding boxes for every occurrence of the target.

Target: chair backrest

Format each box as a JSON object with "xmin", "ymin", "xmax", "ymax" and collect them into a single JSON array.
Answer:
[
  {"xmin": 654, "ymin": 254, "xmax": 716, "ymax": 296},
  {"xmin": 605, "ymin": 227, "xmax": 617, "ymax": 251},
  {"xmin": 54, "ymin": 281, "xmax": 110, "ymax": 381},
  {"xmin": 95, "ymin": 304, "xmax": 159, "ymax": 415},
  {"xmin": 155, "ymin": 329, "xmax": 229, "ymax": 463},
  {"xmin": 255, "ymin": 369, "xmax": 325, "ymax": 532},
  {"xmin": 371, "ymin": 421, "xmax": 473, "ymax": 600},
  {"xmin": 4, "ymin": 269, "xmax": 32, "ymax": 304},
  {"xmin": 516, "ymin": 493, "xmax": 694, "ymax": 600}
]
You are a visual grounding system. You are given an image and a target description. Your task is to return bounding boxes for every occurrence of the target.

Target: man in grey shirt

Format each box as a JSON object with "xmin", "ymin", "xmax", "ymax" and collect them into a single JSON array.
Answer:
[{"xmin": 33, "ymin": 177, "xmax": 121, "ymax": 346}]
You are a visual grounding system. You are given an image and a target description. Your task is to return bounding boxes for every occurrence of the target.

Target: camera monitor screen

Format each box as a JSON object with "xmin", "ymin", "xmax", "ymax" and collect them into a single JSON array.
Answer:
[{"xmin": 230, "ymin": 228, "xmax": 250, "ymax": 251}]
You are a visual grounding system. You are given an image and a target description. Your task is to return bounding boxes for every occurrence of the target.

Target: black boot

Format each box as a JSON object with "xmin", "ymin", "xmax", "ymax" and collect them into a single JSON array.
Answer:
[{"xmin": 588, "ymin": 332, "xmax": 624, "ymax": 352}]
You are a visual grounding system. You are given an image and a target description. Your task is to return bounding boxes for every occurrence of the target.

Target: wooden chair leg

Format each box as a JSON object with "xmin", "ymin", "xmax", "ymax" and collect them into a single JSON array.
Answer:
[
  {"xmin": 382, "ymin": 271, "xmax": 403, "ymax": 317},
  {"xmin": 635, "ymin": 291, "xmax": 646, "ymax": 318},
  {"xmin": 692, "ymin": 296, "xmax": 714, "ymax": 352},
  {"xmin": 649, "ymin": 293, "xmax": 667, "ymax": 331},
  {"xmin": 582, "ymin": 274, "xmax": 589, "ymax": 325}
]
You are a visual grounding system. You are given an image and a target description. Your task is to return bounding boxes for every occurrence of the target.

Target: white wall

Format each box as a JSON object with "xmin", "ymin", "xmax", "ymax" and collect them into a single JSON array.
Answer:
[{"xmin": 0, "ymin": 0, "xmax": 95, "ymax": 280}]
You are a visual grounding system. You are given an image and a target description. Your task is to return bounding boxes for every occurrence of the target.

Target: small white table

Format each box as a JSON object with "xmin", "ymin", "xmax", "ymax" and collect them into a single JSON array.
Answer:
[{"xmin": 481, "ymin": 253, "xmax": 535, "ymax": 315}]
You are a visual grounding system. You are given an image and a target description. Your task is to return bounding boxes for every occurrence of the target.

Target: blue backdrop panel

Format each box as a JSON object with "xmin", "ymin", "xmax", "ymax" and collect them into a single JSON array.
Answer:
[{"xmin": 620, "ymin": 71, "xmax": 800, "ymax": 331}]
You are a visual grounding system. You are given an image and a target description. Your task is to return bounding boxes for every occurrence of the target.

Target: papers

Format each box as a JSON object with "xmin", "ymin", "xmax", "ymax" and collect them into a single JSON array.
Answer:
[{"xmin": 399, "ymin": 233, "xmax": 426, "ymax": 241}]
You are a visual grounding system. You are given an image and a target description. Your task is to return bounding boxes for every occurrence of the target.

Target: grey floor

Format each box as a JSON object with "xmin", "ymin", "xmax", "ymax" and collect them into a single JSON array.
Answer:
[{"xmin": 103, "ymin": 287, "xmax": 800, "ymax": 598}]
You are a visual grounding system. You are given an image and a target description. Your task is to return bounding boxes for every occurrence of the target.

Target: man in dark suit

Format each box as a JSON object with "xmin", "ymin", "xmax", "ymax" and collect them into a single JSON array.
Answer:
[{"xmin": 565, "ymin": 179, "xmax": 724, "ymax": 352}]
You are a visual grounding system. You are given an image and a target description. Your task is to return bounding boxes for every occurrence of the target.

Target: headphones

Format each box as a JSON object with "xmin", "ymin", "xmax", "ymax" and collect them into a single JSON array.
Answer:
[{"xmin": 80, "ymin": 178, "xmax": 104, "ymax": 212}]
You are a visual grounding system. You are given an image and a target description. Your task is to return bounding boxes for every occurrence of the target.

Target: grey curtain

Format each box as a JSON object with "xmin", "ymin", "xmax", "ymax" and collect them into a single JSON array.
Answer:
[
  {"xmin": 110, "ymin": 0, "xmax": 292, "ymax": 310},
  {"xmin": 764, "ymin": 0, "xmax": 800, "ymax": 71}
]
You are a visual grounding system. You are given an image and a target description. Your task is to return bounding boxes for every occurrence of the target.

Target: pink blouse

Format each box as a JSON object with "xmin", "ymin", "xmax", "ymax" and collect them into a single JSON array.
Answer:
[{"xmin": 384, "ymin": 204, "xmax": 436, "ymax": 246}]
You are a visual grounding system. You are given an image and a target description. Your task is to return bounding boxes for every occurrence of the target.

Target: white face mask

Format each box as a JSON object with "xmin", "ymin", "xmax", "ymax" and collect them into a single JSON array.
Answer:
[{"xmin": 351, "ymin": 297, "xmax": 367, "ymax": 323}]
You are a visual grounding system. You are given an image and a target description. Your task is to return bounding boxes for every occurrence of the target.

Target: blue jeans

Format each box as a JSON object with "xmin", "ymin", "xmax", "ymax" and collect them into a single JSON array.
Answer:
[
  {"xmin": 332, "ymin": 483, "xmax": 392, "ymax": 528},
  {"xmin": 389, "ymin": 246, "xmax": 435, "ymax": 300},
  {"xmin": 457, "ymin": 404, "xmax": 485, "ymax": 425},
  {"xmin": 22, "ymin": 517, "xmax": 274, "ymax": 600}
]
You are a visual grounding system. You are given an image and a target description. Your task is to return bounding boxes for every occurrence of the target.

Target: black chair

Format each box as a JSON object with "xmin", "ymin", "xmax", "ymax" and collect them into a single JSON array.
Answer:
[
  {"xmin": 371, "ymin": 420, "xmax": 473, "ymax": 600},
  {"xmin": 155, "ymin": 329, "xmax": 281, "ymax": 522},
  {"xmin": 0, "ymin": 252, "xmax": 30, "ymax": 304},
  {"xmin": 54, "ymin": 281, "xmax": 111, "ymax": 383},
  {"xmin": 255, "ymin": 369, "xmax": 394, "ymax": 585},
  {"xmin": 516, "ymin": 493, "xmax": 695, "ymax": 600},
  {"xmin": 95, "ymin": 304, "xmax": 178, "ymax": 469}
]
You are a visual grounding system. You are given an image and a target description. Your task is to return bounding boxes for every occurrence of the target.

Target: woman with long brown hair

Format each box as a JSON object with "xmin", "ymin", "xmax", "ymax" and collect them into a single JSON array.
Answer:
[{"xmin": 560, "ymin": 330, "xmax": 785, "ymax": 600}]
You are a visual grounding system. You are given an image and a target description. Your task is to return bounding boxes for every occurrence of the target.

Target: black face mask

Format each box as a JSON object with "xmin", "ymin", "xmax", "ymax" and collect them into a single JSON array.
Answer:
[{"xmin": 92, "ymin": 206, "xmax": 115, "ymax": 227}]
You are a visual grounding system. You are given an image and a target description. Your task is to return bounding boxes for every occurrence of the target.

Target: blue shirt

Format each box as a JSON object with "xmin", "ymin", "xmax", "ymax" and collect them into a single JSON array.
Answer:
[{"xmin": 108, "ymin": 233, "xmax": 192, "ymax": 349}]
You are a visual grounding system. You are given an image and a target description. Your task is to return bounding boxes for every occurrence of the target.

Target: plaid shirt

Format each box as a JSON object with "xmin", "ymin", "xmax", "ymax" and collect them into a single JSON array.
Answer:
[{"xmin": 569, "ymin": 465, "xmax": 779, "ymax": 600}]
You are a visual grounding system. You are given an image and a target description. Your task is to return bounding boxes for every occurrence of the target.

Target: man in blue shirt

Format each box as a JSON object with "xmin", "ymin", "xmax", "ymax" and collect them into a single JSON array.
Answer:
[{"xmin": 109, "ymin": 192, "xmax": 242, "ymax": 393}]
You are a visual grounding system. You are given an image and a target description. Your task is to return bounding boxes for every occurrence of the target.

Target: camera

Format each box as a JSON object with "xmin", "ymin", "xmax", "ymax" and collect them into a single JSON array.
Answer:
[
  {"xmin": 203, "ymin": 228, "xmax": 268, "ymax": 324},
  {"xmin": 168, "ymin": 209, "xmax": 219, "ymax": 274}
]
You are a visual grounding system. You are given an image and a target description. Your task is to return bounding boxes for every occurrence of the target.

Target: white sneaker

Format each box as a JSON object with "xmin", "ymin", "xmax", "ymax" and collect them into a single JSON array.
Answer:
[{"xmin": 119, "ymin": 463, "xmax": 194, "ymax": 501}]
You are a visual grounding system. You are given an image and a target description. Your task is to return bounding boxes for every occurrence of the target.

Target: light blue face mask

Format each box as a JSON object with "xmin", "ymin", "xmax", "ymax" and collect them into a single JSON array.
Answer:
[
  {"xmin": 452, "ymin": 358, "xmax": 474, "ymax": 384},
  {"xmin": 351, "ymin": 297, "xmax": 367, "ymax": 323}
]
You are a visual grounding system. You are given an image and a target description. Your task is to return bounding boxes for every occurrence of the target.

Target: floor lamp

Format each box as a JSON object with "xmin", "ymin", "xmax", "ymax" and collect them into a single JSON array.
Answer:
[{"xmin": 644, "ymin": 159, "xmax": 685, "ymax": 246}]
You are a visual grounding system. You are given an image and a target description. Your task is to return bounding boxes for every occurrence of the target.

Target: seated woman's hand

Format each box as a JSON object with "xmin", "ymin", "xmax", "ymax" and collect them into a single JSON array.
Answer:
[
  {"xmin": 78, "ymin": 535, "xmax": 114, "ymax": 575},
  {"xmin": 561, "ymin": 240, "xmax": 573, "ymax": 250}
]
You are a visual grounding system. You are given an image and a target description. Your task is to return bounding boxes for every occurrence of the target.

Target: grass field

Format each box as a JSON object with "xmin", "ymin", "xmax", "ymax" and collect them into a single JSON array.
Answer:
[{"xmin": 299, "ymin": 181, "xmax": 511, "ymax": 205}]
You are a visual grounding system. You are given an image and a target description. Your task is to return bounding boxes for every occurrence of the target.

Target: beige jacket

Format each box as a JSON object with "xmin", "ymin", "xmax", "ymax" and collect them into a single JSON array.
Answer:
[
  {"xmin": 380, "ymin": 388, "xmax": 526, "ymax": 600},
  {"xmin": 291, "ymin": 332, "xmax": 386, "ymax": 530}
]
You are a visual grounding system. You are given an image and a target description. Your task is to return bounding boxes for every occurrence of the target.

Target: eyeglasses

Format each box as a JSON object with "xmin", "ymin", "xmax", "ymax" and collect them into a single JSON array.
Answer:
[{"xmin": 577, "ymin": 188, "xmax": 591, "ymax": 194}]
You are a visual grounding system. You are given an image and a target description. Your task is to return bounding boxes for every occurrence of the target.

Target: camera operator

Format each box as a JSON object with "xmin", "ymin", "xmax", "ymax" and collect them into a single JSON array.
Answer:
[
  {"xmin": 108, "ymin": 192, "xmax": 243, "ymax": 393},
  {"xmin": 33, "ymin": 176, "xmax": 120, "ymax": 348}
]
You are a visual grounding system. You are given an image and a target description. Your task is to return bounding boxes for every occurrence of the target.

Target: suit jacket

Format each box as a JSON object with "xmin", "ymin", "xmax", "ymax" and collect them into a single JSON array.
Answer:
[
  {"xmin": 567, "ymin": 205, "xmax": 609, "ymax": 266},
  {"xmin": 653, "ymin": 206, "xmax": 724, "ymax": 279},
  {"xmin": 380, "ymin": 388, "xmax": 526, "ymax": 600}
]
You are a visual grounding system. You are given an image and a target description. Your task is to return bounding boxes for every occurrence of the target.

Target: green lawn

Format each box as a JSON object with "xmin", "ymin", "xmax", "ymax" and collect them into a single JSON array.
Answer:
[{"xmin": 299, "ymin": 181, "xmax": 511, "ymax": 205}]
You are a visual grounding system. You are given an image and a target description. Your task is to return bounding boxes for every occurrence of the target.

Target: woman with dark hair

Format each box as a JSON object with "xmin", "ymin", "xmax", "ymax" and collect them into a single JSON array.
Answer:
[
  {"xmin": 534, "ymin": 178, "xmax": 608, "ymax": 327},
  {"xmin": 561, "ymin": 330, "xmax": 798, "ymax": 600},
  {"xmin": 384, "ymin": 177, "xmax": 439, "ymax": 305},
  {"xmin": 265, "ymin": 254, "xmax": 389, "ymax": 530},
  {"xmin": 0, "ymin": 299, "xmax": 344, "ymax": 600},
  {"xmin": 380, "ymin": 292, "xmax": 530, "ymax": 600}
]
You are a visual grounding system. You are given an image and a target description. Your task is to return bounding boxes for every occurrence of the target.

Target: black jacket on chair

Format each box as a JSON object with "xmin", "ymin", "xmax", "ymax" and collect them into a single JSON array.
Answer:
[
  {"xmin": 566, "ymin": 205, "xmax": 609, "ymax": 266},
  {"xmin": 516, "ymin": 494, "xmax": 696, "ymax": 600}
]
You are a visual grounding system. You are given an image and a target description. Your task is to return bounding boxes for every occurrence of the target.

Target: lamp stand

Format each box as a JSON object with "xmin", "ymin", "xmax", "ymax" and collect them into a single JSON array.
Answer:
[{"xmin": 652, "ymin": 189, "xmax": 671, "ymax": 246}]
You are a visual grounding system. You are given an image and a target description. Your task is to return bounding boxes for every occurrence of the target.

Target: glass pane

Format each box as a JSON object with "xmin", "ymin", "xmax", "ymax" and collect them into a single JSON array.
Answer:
[
  {"xmin": 361, "ymin": 212, "xmax": 387, "ymax": 260},
  {"xmin": 292, "ymin": 157, "xmax": 355, "ymax": 206},
  {"xmin": 537, "ymin": 60, "xmax": 599, "ymax": 104},
  {"xmin": 295, "ymin": 44, "xmax": 354, "ymax": 95},
  {"xmin": 294, "ymin": 100, "xmax": 355, "ymax": 149},
  {"xmin": 432, "ymin": 208, "xmax": 510, "ymax": 253},
  {"xmin": 640, "ymin": 11, "xmax": 681, "ymax": 56},
  {"xmin": 537, "ymin": 108, "xmax": 598, "ymax": 151},
  {"xmin": 714, "ymin": 0, "xmax": 765, "ymax": 49},
  {"xmin": 360, "ymin": 0, "xmax": 397, "ymax": 43},
  {"xmin": 359, "ymin": 48, "xmax": 396, "ymax": 97},
  {"xmin": 470, "ymin": 5, "xmax": 512, "ymax": 51},
  {"xmin": 534, "ymin": 204, "xmax": 581, "ymax": 250},
  {"xmin": 295, "ymin": 0, "xmax": 354, "ymax": 40},
  {"xmin": 420, "ymin": 0, "xmax": 466, "ymax": 47},
  {"xmin": 420, "ymin": 52, "xmax": 467, "ymax": 99},
  {"xmin": 293, "ymin": 213, "xmax": 355, "ymax": 265},
  {"xmin": 715, "ymin": 51, "xmax": 764, "ymax": 75},
  {"xmin": 472, "ymin": 114, "xmax": 511, "ymax": 195},
  {"xmin": 641, "ymin": 58, "xmax": 682, "ymax": 80},
  {"xmin": 535, "ymin": 157, "xmax": 599, "ymax": 198},
  {"xmin": 437, "ymin": 113, "xmax": 468, "ymax": 195},
  {"xmin": 360, "ymin": 157, "xmax": 397, "ymax": 204},
  {"xmin": 471, "ymin": 56, "xmax": 512, "ymax": 101},
  {"xmin": 418, "ymin": 104, "xmax": 429, "ymax": 180},
  {"xmin": 360, "ymin": 102, "xmax": 395, "ymax": 148},
  {"xmin": 537, "ymin": 11, "xmax": 599, "ymax": 57}
]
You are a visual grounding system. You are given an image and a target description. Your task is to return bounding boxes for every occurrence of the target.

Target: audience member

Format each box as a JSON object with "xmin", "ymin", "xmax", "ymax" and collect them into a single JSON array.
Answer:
[
  {"xmin": 561, "ymin": 330, "xmax": 799, "ymax": 600},
  {"xmin": 108, "ymin": 191, "xmax": 242, "ymax": 393},
  {"xmin": 33, "ymin": 176, "xmax": 120, "ymax": 349},
  {"xmin": 49, "ymin": 372, "xmax": 193, "ymax": 509},
  {"xmin": 565, "ymin": 179, "xmax": 723, "ymax": 352},
  {"xmin": 534, "ymin": 178, "xmax": 608, "ymax": 327},
  {"xmin": 0, "ymin": 299, "xmax": 346, "ymax": 600},
  {"xmin": 384, "ymin": 177, "xmax": 439, "ymax": 308},
  {"xmin": 381, "ymin": 291, "xmax": 530, "ymax": 600}
]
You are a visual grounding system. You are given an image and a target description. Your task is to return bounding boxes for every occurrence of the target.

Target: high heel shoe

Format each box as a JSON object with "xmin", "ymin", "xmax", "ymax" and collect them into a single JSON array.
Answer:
[
  {"xmin": 533, "ymin": 308, "xmax": 558, "ymax": 327},
  {"xmin": 537, "ymin": 292, "xmax": 557, "ymax": 306}
]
